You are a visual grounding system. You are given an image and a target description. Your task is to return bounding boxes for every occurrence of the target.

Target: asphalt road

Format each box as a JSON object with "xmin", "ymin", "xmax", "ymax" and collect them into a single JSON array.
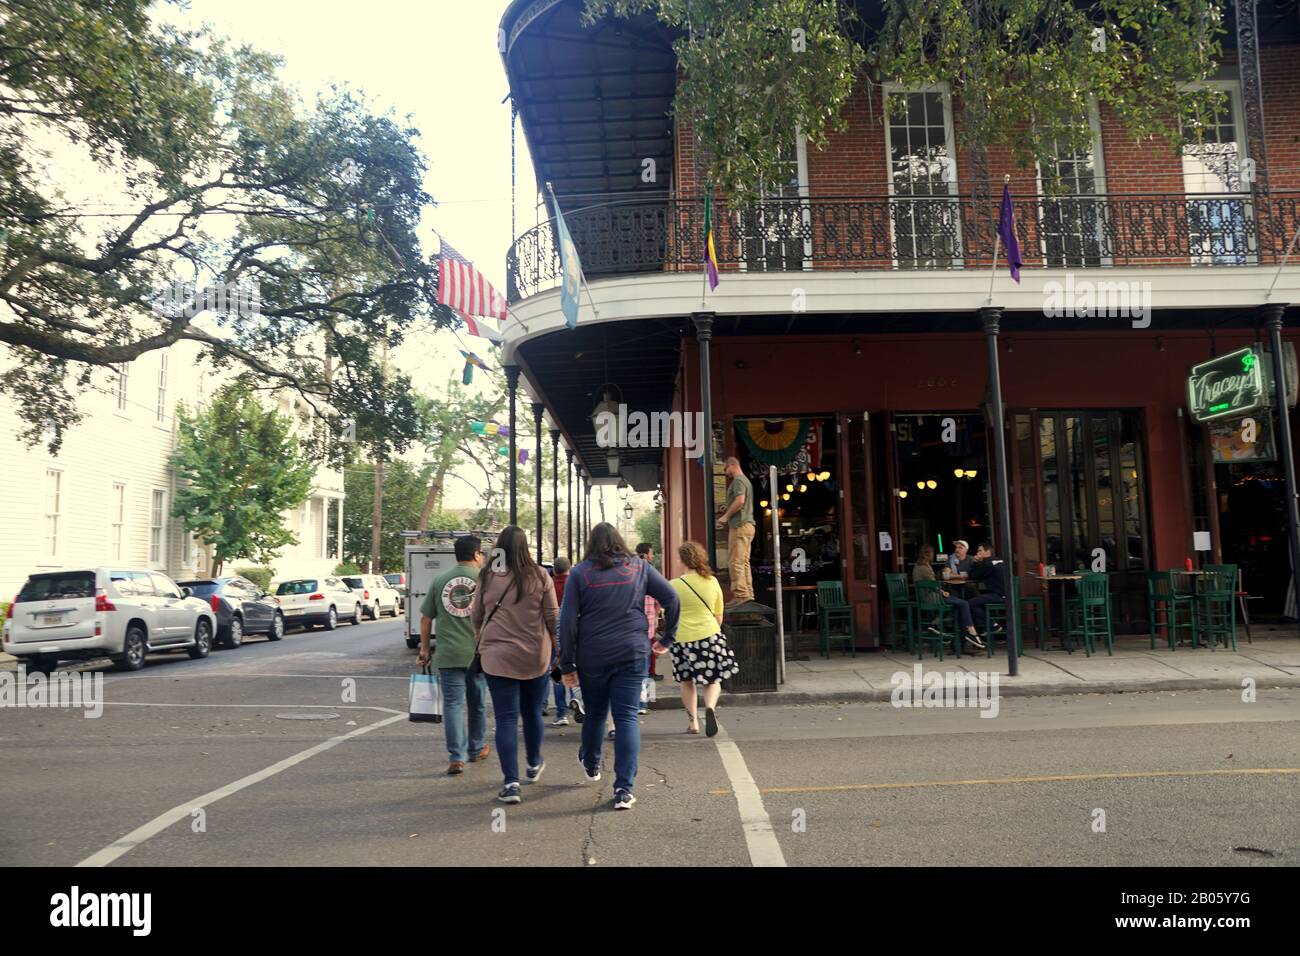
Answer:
[{"xmin": 2, "ymin": 616, "xmax": 1298, "ymax": 867}]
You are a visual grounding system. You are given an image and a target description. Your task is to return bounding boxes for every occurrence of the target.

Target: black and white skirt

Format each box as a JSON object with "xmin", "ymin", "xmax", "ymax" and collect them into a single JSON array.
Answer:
[{"xmin": 670, "ymin": 634, "xmax": 739, "ymax": 685}]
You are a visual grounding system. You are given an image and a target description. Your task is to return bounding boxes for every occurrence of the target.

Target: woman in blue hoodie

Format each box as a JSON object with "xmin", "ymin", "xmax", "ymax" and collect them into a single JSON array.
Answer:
[{"xmin": 559, "ymin": 522, "xmax": 680, "ymax": 810}]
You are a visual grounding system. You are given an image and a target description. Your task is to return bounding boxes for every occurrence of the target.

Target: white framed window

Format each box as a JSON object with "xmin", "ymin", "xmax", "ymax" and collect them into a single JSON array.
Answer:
[
  {"xmin": 156, "ymin": 353, "xmax": 168, "ymax": 424},
  {"xmin": 1180, "ymin": 80, "xmax": 1252, "ymax": 265},
  {"xmin": 882, "ymin": 84, "xmax": 961, "ymax": 268},
  {"xmin": 111, "ymin": 481, "xmax": 127, "ymax": 560},
  {"xmin": 42, "ymin": 468, "xmax": 63, "ymax": 562},
  {"xmin": 115, "ymin": 364, "xmax": 130, "ymax": 411},
  {"xmin": 1037, "ymin": 101, "xmax": 1109, "ymax": 267},
  {"xmin": 736, "ymin": 133, "xmax": 811, "ymax": 272},
  {"xmin": 150, "ymin": 488, "xmax": 166, "ymax": 566}
]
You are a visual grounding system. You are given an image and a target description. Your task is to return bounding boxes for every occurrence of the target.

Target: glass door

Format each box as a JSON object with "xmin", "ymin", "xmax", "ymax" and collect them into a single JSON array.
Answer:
[{"xmin": 1181, "ymin": 82, "xmax": 1253, "ymax": 265}]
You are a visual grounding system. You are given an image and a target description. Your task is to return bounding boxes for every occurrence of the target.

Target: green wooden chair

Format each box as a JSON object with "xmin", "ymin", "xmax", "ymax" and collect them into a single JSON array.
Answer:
[
  {"xmin": 816, "ymin": 580, "xmax": 856, "ymax": 657},
  {"xmin": 1147, "ymin": 571, "xmax": 1194, "ymax": 650},
  {"xmin": 1066, "ymin": 572, "xmax": 1113, "ymax": 656},
  {"xmin": 883, "ymin": 573, "xmax": 917, "ymax": 653},
  {"xmin": 1196, "ymin": 568, "xmax": 1237, "ymax": 651},
  {"xmin": 1018, "ymin": 577, "xmax": 1048, "ymax": 649},
  {"xmin": 984, "ymin": 576, "xmax": 1026, "ymax": 659},
  {"xmin": 912, "ymin": 580, "xmax": 960, "ymax": 661}
]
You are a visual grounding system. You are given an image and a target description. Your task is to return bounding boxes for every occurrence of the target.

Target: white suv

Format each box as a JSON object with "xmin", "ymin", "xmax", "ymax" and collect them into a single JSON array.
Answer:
[
  {"xmin": 341, "ymin": 574, "xmax": 402, "ymax": 620},
  {"xmin": 272, "ymin": 577, "xmax": 362, "ymax": 631},
  {"xmin": 2, "ymin": 568, "xmax": 217, "ymax": 674}
]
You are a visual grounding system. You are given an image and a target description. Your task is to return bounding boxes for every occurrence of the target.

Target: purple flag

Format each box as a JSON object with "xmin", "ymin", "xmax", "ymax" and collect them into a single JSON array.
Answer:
[{"xmin": 998, "ymin": 182, "xmax": 1022, "ymax": 283}]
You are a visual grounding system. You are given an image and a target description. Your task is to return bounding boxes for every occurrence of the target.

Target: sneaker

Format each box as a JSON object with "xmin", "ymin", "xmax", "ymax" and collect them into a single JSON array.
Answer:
[
  {"xmin": 497, "ymin": 783, "xmax": 521, "ymax": 804},
  {"xmin": 525, "ymin": 760, "xmax": 545, "ymax": 784},
  {"xmin": 577, "ymin": 753, "xmax": 601, "ymax": 783},
  {"xmin": 613, "ymin": 789, "xmax": 636, "ymax": 810},
  {"xmin": 446, "ymin": 761, "xmax": 465, "ymax": 775},
  {"xmin": 569, "ymin": 697, "xmax": 585, "ymax": 724},
  {"xmin": 468, "ymin": 744, "xmax": 490, "ymax": 762},
  {"xmin": 551, "ymin": 716, "xmax": 570, "ymax": 727},
  {"xmin": 926, "ymin": 625, "xmax": 942, "ymax": 636},
  {"xmin": 705, "ymin": 707, "xmax": 719, "ymax": 738},
  {"xmin": 652, "ymin": 673, "xmax": 665, "ymax": 682},
  {"xmin": 964, "ymin": 633, "xmax": 986, "ymax": 649},
  {"xmin": 607, "ymin": 727, "xmax": 616, "ymax": 739},
  {"xmin": 637, "ymin": 704, "xmax": 648, "ymax": 715}
]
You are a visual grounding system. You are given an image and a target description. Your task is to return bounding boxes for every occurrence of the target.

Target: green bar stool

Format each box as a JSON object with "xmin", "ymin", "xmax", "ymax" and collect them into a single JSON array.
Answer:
[
  {"xmin": 1196, "ymin": 569, "xmax": 1237, "ymax": 651},
  {"xmin": 985, "ymin": 576, "xmax": 1025, "ymax": 658},
  {"xmin": 1067, "ymin": 572, "xmax": 1113, "ymax": 657},
  {"xmin": 1147, "ymin": 571, "xmax": 1194, "ymax": 650},
  {"xmin": 912, "ymin": 580, "xmax": 958, "ymax": 661},
  {"xmin": 816, "ymin": 580, "xmax": 856, "ymax": 657},
  {"xmin": 1018, "ymin": 576, "xmax": 1047, "ymax": 649},
  {"xmin": 883, "ymin": 573, "xmax": 917, "ymax": 653}
]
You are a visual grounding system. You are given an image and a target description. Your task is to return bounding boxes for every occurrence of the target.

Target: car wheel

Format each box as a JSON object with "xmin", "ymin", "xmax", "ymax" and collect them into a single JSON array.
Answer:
[
  {"xmin": 267, "ymin": 612, "xmax": 284, "ymax": 641},
  {"xmin": 188, "ymin": 619, "xmax": 213, "ymax": 659},
  {"xmin": 24, "ymin": 656, "xmax": 55, "ymax": 676},
  {"xmin": 115, "ymin": 625, "xmax": 147, "ymax": 671},
  {"xmin": 323, "ymin": 606, "xmax": 338, "ymax": 631},
  {"xmin": 351, "ymin": 604, "xmax": 363, "ymax": 626},
  {"xmin": 371, "ymin": 601, "xmax": 381, "ymax": 620},
  {"xmin": 225, "ymin": 615, "xmax": 244, "ymax": 649},
  {"xmin": 405, "ymin": 637, "xmax": 419, "ymax": 649}
]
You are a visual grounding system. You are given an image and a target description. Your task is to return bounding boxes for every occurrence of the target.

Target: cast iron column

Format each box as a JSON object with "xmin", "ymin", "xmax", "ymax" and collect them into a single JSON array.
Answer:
[
  {"xmin": 505, "ymin": 365, "xmax": 520, "ymax": 526},
  {"xmin": 1261, "ymin": 303, "xmax": 1300, "ymax": 632},
  {"xmin": 693, "ymin": 311, "xmax": 718, "ymax": 568},
  {"xmin": 980, "ymin": 306, "xmax": 1020, "ymax": 677},
  {"xmin": 582, "ymin": 475, "xmax": 590, "ymax": 544},
  {"xmin": 550, "ymin": 429, "xmax": 561, "ymax": 562},
  {"xmin": 532, "ymin": 403, "xmax": 544, "ymax": 561},
  {"xmin": 566, "ymin": 448, "xmax": 574, "ymax": 559}
]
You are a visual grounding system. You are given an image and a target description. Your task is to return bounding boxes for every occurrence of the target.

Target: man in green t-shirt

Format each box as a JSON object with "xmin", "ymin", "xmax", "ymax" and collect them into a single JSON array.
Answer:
[
  {"xmin": 417, "ymin": 535, "xmax": 487, "ymax": 775},
  {"xmin": 715, "ymin": 457, "xmax": 756, "ymax": 606}
]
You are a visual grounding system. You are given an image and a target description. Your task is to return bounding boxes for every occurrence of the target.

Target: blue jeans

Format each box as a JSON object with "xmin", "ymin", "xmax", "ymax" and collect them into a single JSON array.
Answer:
[
  {"xmin": 552, "ymin": 679, "xmax": 568, "ymax": 713},
  {"xmin": 439, "ymin": 667, "xmax": 488, "ymax": 763},
  {"xmin": 485, "ymin": 673, "xmax": 549, "ymax": 786},
  {"xmin": 577, "ymin": 658, "xmax": 644, "ymax": 793},
  {"xmin": 945, "ymin": 596, "xmax": 974, "ymax": 631},
  {"xmin": 968, "ymin": 594, "xmax": 1004, "ymax": 632}
]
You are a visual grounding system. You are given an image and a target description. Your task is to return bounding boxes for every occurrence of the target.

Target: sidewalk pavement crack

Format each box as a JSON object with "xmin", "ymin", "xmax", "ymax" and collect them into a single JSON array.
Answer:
[
  {"xmin": 580, "ymin": 787, "xmax": 605, "ymax": 865},
  {"xmin": 647, "ymin": 764, "xmax": 672, "ymax": 789}
]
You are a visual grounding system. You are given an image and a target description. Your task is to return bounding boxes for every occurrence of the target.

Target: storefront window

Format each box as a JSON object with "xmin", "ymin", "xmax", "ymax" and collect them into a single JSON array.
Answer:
[{"xmin": 1040, "ymin": 416, "xmax": 1063, "ymax": 566}]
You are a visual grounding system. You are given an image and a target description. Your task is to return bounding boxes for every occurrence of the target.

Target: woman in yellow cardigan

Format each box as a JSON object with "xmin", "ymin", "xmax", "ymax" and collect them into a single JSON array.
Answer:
[{"xmin": 667, "ymin": 541, "xmax": 739, "ymax": 737}]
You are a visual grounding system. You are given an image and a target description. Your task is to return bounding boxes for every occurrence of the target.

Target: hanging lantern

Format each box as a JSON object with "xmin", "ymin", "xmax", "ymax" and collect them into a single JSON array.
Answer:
[
  {"xmin": 799, "ymin": 484, "xmax": 807, "ymax": 492},
  {"xmin": 818, "ymin": 470, "xmax": 830, "ymax": 481},
  {"xmin": 622, "ymin": 502, "xmax": 633, "ymax": 520},
  {"xmin": 926, "ymin": 480, "xmax": 937, "ymax": 490}
]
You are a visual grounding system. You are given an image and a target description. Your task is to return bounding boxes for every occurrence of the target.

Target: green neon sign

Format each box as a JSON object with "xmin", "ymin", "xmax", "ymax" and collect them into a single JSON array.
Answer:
[{"xmin": 1187, "ymin": 347, "xmax": 1265, "ymax": 423}]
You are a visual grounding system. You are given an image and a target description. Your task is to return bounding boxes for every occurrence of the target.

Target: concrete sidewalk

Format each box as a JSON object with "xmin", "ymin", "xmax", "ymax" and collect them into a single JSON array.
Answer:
[{"xmin": 717, "ymin": 625, "xmax": 1300, "ymax": 706}]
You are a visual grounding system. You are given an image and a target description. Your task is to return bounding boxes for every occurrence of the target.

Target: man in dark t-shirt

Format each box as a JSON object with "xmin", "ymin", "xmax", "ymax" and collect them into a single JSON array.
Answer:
[{"xmin": 967, "ymin": 542, "xmax": 1009, "ymax": 636}]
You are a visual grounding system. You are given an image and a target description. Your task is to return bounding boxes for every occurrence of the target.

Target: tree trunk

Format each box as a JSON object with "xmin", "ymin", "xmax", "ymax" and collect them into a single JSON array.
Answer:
[{"xmin": 417, "ymin": 466, "xmax": 448, "ymax": 531}]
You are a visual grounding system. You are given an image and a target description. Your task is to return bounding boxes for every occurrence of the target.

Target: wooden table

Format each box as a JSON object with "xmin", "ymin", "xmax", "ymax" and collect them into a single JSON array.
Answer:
[{"xmin": 1028, "ymin": 573, "xmax": 1083, "ymax": 652}]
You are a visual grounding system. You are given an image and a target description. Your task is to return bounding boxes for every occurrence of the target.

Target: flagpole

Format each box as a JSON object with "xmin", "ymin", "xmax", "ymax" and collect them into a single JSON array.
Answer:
[
  {"xmin": 544, "ymin": 181, "xmax": 601, "ymax": 322},
  {"xmin": 987, "ymin": 174, "xmax": 1009, "ymax": 305}
]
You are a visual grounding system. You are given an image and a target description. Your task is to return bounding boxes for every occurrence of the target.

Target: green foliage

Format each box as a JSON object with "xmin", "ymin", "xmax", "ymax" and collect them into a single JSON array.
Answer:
[
  {"xmin": 584, "ymin": 1, "xmax": 1227, "ymax": 197},
  {"xmin": 635, "ymin": 506, "xmax": 663, "ymax": 559},
  {"xmin": 333, "ymin": 561, "xmax": 363, "ymax": 575},
  {"xmin": 343, "ymin": 459, "xmax": 460, "ymax": 573},
  {"xmin": 0, "ymin": 1, "xmax": 449, "ymax": 456},
  {"xmin": 233, "ymin": 566, "xmax": 274, "ymax": 592},
  {"xmin": 170, "ymin": 383, "xmax": 315, "ymax": 576},
  {"xmin": 584, "ymin": 0, "xmax": 862, "ymax": 203}
]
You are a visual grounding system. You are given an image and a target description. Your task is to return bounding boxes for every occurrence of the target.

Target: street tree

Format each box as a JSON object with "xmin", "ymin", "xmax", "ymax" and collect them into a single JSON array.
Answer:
[
  {"xmin": 583, "ymin": 0, "xmax": 1227, "ymax": 199},
  {"xmin": 0, "ymin": 0, "xmax": 448, "ymax": 457},
  {"xmin": 342, "ymin": 459, "xmax": 459, "ymax": 572},
  {"xmin": 170, "ymin": 383, "xmax": 316, "ymax": 576}
]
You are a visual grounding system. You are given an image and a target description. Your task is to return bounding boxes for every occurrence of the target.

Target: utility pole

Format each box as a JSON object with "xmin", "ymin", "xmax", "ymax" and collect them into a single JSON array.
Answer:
[{"xmin": 371, "ymin": 339, "xmax": 388, "ymax": 574}]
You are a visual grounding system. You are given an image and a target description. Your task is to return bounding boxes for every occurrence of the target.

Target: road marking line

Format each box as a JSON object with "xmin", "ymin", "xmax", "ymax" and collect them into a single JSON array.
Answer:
[
  {"xmin": 103, "ymin": 702, "xmax": 404, "ymax": 713},
  {"xmin": 712, "ymin": 725, "xmax": 786, "ymax": 867},
  {"xmin": 76, "ymin": 712, "xmax": 408, "ymax": 867},
  {"xmin": 707, "ymin": 766, "xmax": 1300, "ymax": 796}
]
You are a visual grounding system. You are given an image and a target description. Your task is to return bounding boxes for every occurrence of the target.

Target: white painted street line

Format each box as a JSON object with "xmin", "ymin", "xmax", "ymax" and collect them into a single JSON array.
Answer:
[
  {"xmin": 76, "ymin": 712, "xmax": 408, "ymax": 867},
  {"xmin": 712, "ymin": 724, "xmax": 787, "ymax": 868},
  {"xmin": 104, "ymin": 702, "xmax": 404, "ymax": 714}
]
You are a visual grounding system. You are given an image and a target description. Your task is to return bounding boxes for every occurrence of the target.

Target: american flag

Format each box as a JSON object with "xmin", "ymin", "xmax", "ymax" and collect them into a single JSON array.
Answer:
[{"xmin": 437, "ymin": 239, "xmax": 507, "ymax": 321}]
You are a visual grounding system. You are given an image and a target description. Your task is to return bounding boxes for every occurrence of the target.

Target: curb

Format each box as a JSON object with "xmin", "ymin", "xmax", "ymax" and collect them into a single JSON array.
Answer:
[{"xmin": 643, "ymin": 673, "xmax": 1300, "ymax": 708}]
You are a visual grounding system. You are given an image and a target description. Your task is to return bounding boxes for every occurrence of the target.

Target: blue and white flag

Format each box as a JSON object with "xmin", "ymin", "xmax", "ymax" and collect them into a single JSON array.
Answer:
[{"xmin": 548, "ymin": 191, "xmax": 583, "ymax": 330}]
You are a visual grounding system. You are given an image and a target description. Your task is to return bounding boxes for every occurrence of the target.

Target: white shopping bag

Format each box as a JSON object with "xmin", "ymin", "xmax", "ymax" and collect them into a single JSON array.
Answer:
[
  {"xmin": 409, "ymin": 667, "xmax": 442, "ymax": 723},
  {"xmin": 641, "ymin": 676, "xmax": 657, "ymax": 704}
]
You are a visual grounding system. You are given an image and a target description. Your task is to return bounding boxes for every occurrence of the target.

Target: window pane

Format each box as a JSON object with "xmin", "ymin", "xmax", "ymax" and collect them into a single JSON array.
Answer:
[
  {"xmin": 1118, "ymin": 415, "xmax": 1145, "ymax": 569},
  {"xmin": 1040, "ymin": 417, "xmax": 1062, "ymax": 566},
  {"xmin": 1091, "ymin": 415, "xmax": 1115, "ymax": 570}
]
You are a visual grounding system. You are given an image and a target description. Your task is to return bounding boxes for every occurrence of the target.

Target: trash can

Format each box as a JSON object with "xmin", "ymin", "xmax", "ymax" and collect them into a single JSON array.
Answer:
[{"xmin": 721, "ymin": 620, "xmax": 778, "ymax": 693}]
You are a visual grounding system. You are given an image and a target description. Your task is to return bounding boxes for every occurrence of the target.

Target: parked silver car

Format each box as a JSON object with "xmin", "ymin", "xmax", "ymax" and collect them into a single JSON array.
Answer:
[{"xmin": 2, "ymin": 568, "xmax": 217, "ymax": 674}]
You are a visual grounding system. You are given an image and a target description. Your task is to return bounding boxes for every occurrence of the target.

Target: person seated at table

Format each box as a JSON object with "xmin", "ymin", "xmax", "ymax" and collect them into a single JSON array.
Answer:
[
  {"xmin": 967, "ymin": 543, "xmax": 1009, "ymax": 638},
  {"xmin": 946, "ymin": 539, "xmax": 978, "ymax": 598},
  {"xmin": 913, "ymin": 545, "xmax": 984, "ymax": 649}
]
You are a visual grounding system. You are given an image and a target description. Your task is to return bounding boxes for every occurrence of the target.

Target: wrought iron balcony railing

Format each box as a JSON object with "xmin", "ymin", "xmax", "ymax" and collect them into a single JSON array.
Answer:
[{"xmin": 506, "ymin": 192, "xmax": 1300, "ymax": 304}]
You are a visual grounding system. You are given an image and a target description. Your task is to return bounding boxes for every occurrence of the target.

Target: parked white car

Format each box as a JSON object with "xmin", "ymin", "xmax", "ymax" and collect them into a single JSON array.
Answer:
[
  {"xmin": 341, "ymin": 574, "xmax": 402, "ymax": 620},
  {"xmin": 272, "ymin": 577, "xmax": 362, "ymax": 631},
  {"xmin": 1, "ymin": 568, "xmax": 217, "ymax": 674}
]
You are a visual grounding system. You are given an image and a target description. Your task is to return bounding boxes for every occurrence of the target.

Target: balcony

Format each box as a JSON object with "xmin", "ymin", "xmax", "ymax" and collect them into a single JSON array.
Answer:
[{"xmin": 506, "ymin": 192, "xmax": 1300, "ymax": 304}]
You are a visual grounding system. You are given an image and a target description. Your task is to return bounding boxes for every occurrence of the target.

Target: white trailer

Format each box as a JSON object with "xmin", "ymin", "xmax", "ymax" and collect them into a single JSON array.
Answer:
[{"xmin": 402, "ymin": 530, "xmax": 497, "ymax": 649}]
